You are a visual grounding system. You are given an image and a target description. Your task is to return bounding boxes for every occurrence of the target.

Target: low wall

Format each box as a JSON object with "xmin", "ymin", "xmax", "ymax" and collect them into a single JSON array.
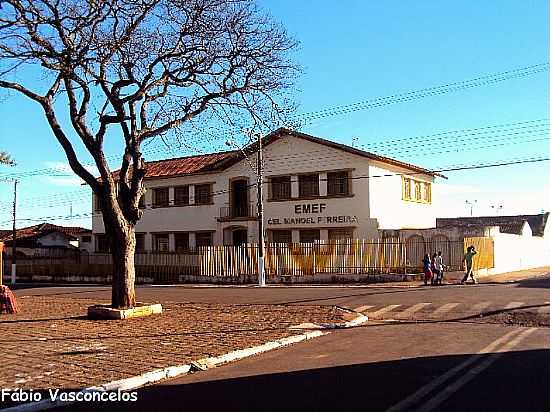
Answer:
[
  {"xmin": 2, "ymin": 271, "xmax": 423, "ymax": 285},
  {"xmin": 480, "ymin": 233, "xmax": 550, "ymax": 275}
]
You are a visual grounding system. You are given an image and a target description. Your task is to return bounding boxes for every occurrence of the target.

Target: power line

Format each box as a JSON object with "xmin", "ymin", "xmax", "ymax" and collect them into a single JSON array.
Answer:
[
  {"xmin": 2, "ymin": 125, "xmax": 547, "ymax": 211},
  {"xmin": 294, "ymin": 62, "xmax": 550, "ymax": 124},
  {"xmin": 3, "ymin": 154, "xmax": 548, "ymax": 227},
  {"xmin": 363, "ymin": 118, "xmax": 550, "ymax": 150},
  {"xmin": 4, "ymin": 61, "xmax": 550, "ymax": 180}
]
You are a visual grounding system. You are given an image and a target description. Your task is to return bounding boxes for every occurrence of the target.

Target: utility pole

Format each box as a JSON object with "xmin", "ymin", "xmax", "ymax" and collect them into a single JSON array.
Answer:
[
  {"xmin": 225, "ymin": 132, "xmax": 266, "ymax": 287},
  {"xmin": 11, "ymin": 179, "xmax": 17, "ymax": 285},
  {"xmin": 256, "ymin": 133, "xmax": 266, "ymax": 287}
]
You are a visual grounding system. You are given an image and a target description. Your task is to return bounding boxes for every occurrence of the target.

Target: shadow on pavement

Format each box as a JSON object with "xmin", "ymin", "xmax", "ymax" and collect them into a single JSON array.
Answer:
[
  {"xmin": 512, "ymin": 276, "xmax": 550, "ymax": 289},
  {"xmin": 0, "ymin": 315, "xmax": 87, "ymax": 324},
  {"xmin": 33, "ymin": 348, "xmax": 550, "ymax": 412}
]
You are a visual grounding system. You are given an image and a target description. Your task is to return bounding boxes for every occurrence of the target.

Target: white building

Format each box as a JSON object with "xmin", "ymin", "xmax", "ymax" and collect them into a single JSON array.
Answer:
[{"xmin": 92, "ymin": 128, "xmax": 442, "ymax": 252}]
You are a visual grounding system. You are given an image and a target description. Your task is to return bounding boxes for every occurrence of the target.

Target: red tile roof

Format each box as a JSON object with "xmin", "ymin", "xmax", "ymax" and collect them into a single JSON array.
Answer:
[
  {"xmin": 110, "ymin": 151, "xmax": 240, "ymax": 181},
  {"xmin": 110, "ymin": 128, "xmax": 442, "ymax": 181},
  {"xmin": 0, "ymin": 223, "xmax": 91, "ymax": 242}
]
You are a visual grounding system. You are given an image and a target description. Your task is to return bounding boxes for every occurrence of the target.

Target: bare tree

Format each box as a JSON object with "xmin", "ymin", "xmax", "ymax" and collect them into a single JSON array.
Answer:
[
  {"xmin": 0, "ymin": 0, "xmax": 298, "ymax": 308},
  {"xmin": 0, "ymin": 151, "xmax": 14, "ymax": 165}
]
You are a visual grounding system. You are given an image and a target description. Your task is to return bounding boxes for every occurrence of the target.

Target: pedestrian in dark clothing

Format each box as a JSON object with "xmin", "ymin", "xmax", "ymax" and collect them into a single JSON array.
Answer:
[
  {"xmin": 422, "ymin": 254, "xmax": 432, "ymax": 286},
  {"xmin": 461, "ymin": 245, "xmax": 478, "ymax": 284}
]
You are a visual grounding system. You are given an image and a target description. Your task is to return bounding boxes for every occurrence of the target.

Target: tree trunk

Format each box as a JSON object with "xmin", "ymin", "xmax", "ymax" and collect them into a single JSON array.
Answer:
[
  {"xmin": 103, "ymin": 203, "xmax": 137, "ymax": 309},
  {"xmin": 111, "ymin": 228, "xmax": 137, "ymax": 309}
]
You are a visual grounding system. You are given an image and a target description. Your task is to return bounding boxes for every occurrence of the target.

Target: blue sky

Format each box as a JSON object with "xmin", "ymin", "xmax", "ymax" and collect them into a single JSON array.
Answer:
[{"xmin": 1, "ymin": 0, "xmax": 550, "ymax": 229}]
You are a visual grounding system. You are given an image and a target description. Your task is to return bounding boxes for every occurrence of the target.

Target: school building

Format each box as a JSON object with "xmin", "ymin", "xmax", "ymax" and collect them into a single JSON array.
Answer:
[{"xmin": 91, "ymin": 128, "xmax": 443, "ymax": 252}]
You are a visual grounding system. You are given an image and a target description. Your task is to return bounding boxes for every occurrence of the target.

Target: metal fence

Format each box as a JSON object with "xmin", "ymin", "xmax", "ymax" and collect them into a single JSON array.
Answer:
[{"xmin": 1, "ymin": 237, "xmax": 494, "ymax": 283}]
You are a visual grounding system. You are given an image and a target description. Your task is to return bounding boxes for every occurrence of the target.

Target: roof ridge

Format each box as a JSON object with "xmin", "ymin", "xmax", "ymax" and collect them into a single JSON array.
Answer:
[{"xmin": 143, "ymin": 149, "xmax": 239, "ymax": 164}]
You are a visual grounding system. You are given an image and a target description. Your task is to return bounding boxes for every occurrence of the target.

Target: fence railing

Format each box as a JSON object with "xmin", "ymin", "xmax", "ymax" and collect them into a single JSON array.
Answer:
[
  {"xmin": 1, "ymin": 237, "xmax": 494, "ymax": 283},
  {"xmin": 218, "ymin": 204, "xmax": 257, "ymax": 221}
]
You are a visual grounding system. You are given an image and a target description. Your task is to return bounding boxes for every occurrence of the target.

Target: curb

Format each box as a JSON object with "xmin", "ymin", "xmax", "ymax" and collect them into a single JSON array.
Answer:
[
  {"xmin": 289, "ymin": 312, "xmax": 369, "ymax": 331},
  {"xmin": 0, "ymin": 324, "xmax": 340, "ymax": 412},
  {"xmin": 191, "ymin": 330, "xmax": 326, "ymax": 370}
]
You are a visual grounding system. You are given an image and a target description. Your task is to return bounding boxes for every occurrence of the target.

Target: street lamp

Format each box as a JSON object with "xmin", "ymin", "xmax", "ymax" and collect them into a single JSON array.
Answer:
[
  {"xmin": 225, "ymin": 132, "xmax": 266, "ymax": 287},
  {"xmin": 465, "ymin": 200, "xmax": 477, "ymax": 217},
  {"xmin": 491, "ymin": 204, "xmax": 503, "ymax": 215}
]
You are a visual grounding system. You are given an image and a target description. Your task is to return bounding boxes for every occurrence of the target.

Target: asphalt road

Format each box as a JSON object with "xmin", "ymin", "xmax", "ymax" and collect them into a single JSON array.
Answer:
[
  {"xmin": 55, "ymin": 322, "xmax": 550, "ymax": 412},
  {"xmin": 13, "ymin": 271, "xmax": 550, "ymax": 321},
  {"xmin": 12, "ymin": 271, "xmax": 550, "ymax": 412}
]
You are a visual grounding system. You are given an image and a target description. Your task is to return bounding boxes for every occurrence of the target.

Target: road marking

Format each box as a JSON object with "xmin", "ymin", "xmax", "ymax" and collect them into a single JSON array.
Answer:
[
  {"xmin": 471, "ymin": 301, "xmax": 491, "ymax": 313},
  {"xmin": 353, "ymin": 305, "xmax": 374, "ymax": 313},
  {"xmin": 395, "ymin": 303, "xmax": 431, "ymax": 318},
  {"xmin": 384, "ymin": 328, "xmax": 526, "ymax": 412},
  {"xmin": 431, "ymin": 303, "xmax": 460, "ymax": 317},
  {"xmin": 537, "ymin": 302, "xmax": 550, "ymax": 313},
  {"xmin": 415, "ymin": 327, "xmax": 538, "ymax": 412},
  {"xmin": 503, "ymin": 301, "xmax": 524, "ymax": 310},
  {"xmin": 368, "ymin": 304, "xmax": 401, "ymax": 318}
]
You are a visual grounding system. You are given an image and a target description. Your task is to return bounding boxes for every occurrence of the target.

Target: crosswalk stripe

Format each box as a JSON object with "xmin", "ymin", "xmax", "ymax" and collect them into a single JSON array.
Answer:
[
  {"xmin": 431, "ymin": 302, "xmax": 461, "ymax": 317},
  {"xmin": 353, "ymin": 305, "xmax": 374, "ymax": 313},
  {"xmin": 503, "ymin": 301, "xmax": 524, "ymax": 310},
  {"xmin": 471, "ymin": 301, "xmax": 492, "ymax": 312},
  {"xmin": 537, "ymin": 302, "xmax": 550, "ymax": 313},
  {"xmin": 396, "ymin": 303, "xmax": 431, "ymax": 318},
  {"xmin": 368, "ymin": 304, "xmax": 401, "ymax": 317}
]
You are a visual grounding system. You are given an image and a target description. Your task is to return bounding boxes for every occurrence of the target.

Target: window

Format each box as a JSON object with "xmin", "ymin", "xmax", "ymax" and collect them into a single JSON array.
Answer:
[
  {"xmin": 153, "ymin": 187, "xmax": 169, "ymax": 207},
  {"xmin": 423, "ymin": 182, "xmax": 432, "ymax": 203},
  {"xmin": 414, "ymin": 181, "xmax": 422, "ymax": 202},
  {"xmin": 195, "ymin": 232, "xmax": 213, "ymax": 247},
  {"xmin": 174, "ymin": 186, "xmax": 189, "ymax": 206},
  {"xmin": 327, "ymin": 171, "xmax": 350, "ymax": 196},
  {"xmin": 95, "ymin": 234, "xmax": 110, "ymax": 252},
  {"xmin": 195, "ymin": 184, "xmax": 212, "ymax": 205},
  {"xmin": 299, "ymin": 229, "xmax": 320, "ymax": 243},
  {"xmin": 272, "ymin": 230, "xmax": 292, "ymax": 244},
  {"xmin": 328, "ymin": 228, "xmax": 354, "ymax": 241},
  {"xmin": 153, "ymin": 233, "xmax": 169, "ymax": 252},
  {"xmin": 175, "ymin": 232, "xmax": 190, "ymax": 252},
  {"xmin": 94, "ymin": 195, "xmax": 101, "ymax": 212},
  {"xmin": 135, "ymin": 233, "xmax": 145, "ymax": 252},
  {"xmin": 298, "ymin": 174, "xmax": 319, "ymax": 198},
  {"xmin": 270, "ymin": 176, "xmax": 291, "ymax": 200},
  {"xmin": 402, "ymin": 177, "xmax": 432, "ymax": 204},
  {"xmin": 138, "ymin": 195, "xmax": 145, "ymax": 209},
  {"xmin": 81, "ymin": 235, "xmax": 92, "ymax": 243},
  {"xmin": 402, "ymin": 177, "xmax": 412, "ymax": 201}
]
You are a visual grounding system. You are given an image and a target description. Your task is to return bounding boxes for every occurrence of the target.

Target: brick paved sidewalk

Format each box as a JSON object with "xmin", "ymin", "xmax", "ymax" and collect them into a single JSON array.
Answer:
[{"xmin": 0, "ymin": 296, "xmax": 343, "ymax": 392}]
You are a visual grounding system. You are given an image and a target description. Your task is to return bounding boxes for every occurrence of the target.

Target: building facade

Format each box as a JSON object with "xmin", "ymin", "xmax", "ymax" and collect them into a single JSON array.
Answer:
[{"xmin": 92, "ymin": 128, "xmax": 441, "ymax": 252}]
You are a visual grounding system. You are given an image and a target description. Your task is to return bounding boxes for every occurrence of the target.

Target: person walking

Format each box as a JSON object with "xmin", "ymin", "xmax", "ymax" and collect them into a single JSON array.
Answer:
[
  {"xmin": 431, "ymin": 253, "xmax": 438, "ymax": 285},
  {"xmin": 422, "ymin": 254, "xmax": 432, "ymax": 286},
  {"xmin": 461, "ymin": 245, "xmax": 477, "ymax": 284},
  {"xmin": 434, "ymin": 250, "xmax": 446, "ymax": 285}
]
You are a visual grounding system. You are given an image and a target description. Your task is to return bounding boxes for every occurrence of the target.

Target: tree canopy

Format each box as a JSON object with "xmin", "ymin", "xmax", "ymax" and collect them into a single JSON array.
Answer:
[{"xmin": 0, "ymin": 0, "xmax": 298, "ymax": 307}]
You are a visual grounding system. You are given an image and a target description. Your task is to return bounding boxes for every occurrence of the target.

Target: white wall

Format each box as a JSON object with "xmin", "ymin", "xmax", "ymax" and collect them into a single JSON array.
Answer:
[
  {"xmin": 485, "ymin": 232, "xmax": 550, "ymax": 275},
  {"xmin": 368, "ymin": 162, "xmax": 436, "ymax": 230},
  {"xmin": 92, "ymin": 132, "xmax": 439, "ymax": 249}
]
